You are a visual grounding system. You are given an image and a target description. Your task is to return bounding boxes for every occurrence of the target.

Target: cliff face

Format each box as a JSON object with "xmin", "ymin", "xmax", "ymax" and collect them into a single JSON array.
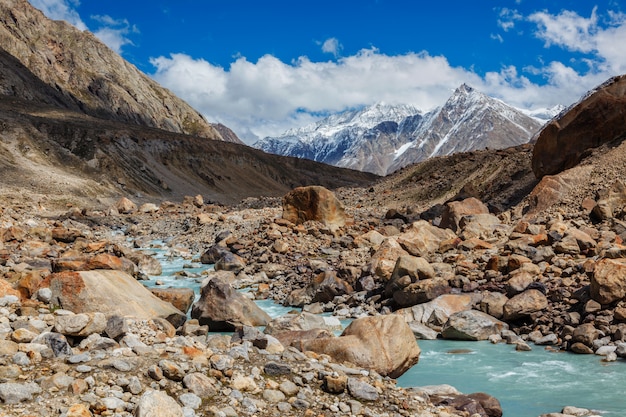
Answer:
[{"xmin": 0, "ymin": 0, "xmax": 241, "ymax": 143}]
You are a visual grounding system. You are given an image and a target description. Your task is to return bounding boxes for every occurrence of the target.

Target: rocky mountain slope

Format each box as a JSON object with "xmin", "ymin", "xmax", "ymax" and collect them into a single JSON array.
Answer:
[
  {"xmin": 0, "ymin": 96, "xmax": 378, "ymax": 207},
  {"xmin": 0, "ymin": 0, "xmax": 380, "ymax": 208},
  {"xmin": 0, "ymin": 0, "xmax": 239, "ymax": 143},
  {"xmin": 255, "ymin": 85, "xmax": 547, "ymax": 175}
]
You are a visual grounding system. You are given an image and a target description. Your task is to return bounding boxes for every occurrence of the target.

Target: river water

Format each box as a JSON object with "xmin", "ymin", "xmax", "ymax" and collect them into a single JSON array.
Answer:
[{"xmin": 139, "ymin": 243, "xmax": 625, "ymax": 416}]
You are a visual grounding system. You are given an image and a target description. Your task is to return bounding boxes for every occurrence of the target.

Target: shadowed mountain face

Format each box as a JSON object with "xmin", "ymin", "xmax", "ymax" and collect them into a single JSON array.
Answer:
[
  {"xmin": 0, "ymin": 96, "xmax": 378, "ymax": 206},
  {"xmin": 0, "ymin": 0, "xmax": 240, "ymax": 143}
]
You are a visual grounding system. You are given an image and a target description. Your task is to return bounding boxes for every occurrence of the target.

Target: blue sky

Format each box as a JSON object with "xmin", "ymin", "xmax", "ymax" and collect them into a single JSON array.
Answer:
[{"xmin": 29, "ymin": 1, "xmax": 626, "ymax": 143}]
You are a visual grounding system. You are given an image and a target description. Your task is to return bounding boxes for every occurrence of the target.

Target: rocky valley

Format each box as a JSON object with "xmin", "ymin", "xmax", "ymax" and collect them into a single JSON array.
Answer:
[{"xmin": 1, "ymin": 1, "xmax": 626, "ymax": 417}]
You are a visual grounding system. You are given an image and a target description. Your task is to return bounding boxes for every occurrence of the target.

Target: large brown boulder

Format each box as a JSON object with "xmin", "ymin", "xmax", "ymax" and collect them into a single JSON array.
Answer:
[
  {"xmin": 282, "ymin": 186, "xmax": 346, "ymax": 230},
  {"xmin": 532, "ymin": 74, "xmax": 626, "ymax": 178},
  {"xmin": 590, "ymin": 258, "xmax": 626, "ymax": 304},
  {"xmin": 396, "ymin": 220, "xmax": 457, "ymax": 258},
  {"xmin": 502, "ymin": 289, "xmax": 548, "ymax": 321},
  {"xmin": 440, "ymin": 198, "xmax": 489, "ymax": 232},
  {"xmin": 297, "ymin": 314, "xmax": 420, "ymax": 378},
  {"xmin": 48, "ymin": 270, "xmax": 186, "ymax": 327},
  {"xmin": 191, "ymin": 277, "xmax": 271, "ymax": 331}
]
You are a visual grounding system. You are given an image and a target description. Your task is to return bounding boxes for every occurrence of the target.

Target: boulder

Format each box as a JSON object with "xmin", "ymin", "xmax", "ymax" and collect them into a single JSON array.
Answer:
[
  {"xmin": 396, "ymin": 220, "xmax": 457, "ymax": 258},
  {"xmin": 524, "ymin": 167, "xmax": 591, "ymax": 216},
  {"xmin": 440, "ymin": 198, "xmax": 490, "ymax": 232},
  {"xmin": 590, "ymin": 258, "xmax": 626, "ymax": 304},
  {"xmin": 392, "ymin": 278, "xmax": 452, "ymax": 308},
  {"xmin": 458, "ymin": 213, "xmax": 504, "ymax": 240},
  {"xmin": 150, "ymin": 287, "xmax": 195, "ymax": 314},
  {"xmin": 191, "ymin": 277, "xmax": 270, "ymax": 331},
  {"xmin": 282, "ymin": 186, "xmax": 346, "ymax": 230},
  {"xmin": 441, "ymin": 310, "xmax": 508, "ymax": 341},
  {"xmin": 397, "ymin": 294, "xmax": 476, "ymax": 330},
  {"xmin": 48, "ymin": 270, "xmax": 186, "ymax": 327},
  {"xmin": 134, "ymin": 390, "xmax": 183, "ymax": 417},
  {"xmin": 385, "ymin": 255, "xmax": 435, "ymax": 297},
  {"xmin": 297, "ymin": 314, "xmax": 420, "ymax": 378},
  {"xmin": 479, "ymin": 292, "xmax": 508, "ymax": 319},
  {"xmin": 532, "ymin": 74, "xmax": 626, "ymax": 178},
  {"xmin": 308, "ymin": 270, "xmax": 353, "ymax": 303},
  {"xmin": 592, "ymin": 180, "xmax": 626, "ymax": 220},
  {"xmin": 502, "ymin": 289, "xmax": 548, "ymax": 321},
  {"xmin": 114, "ymin": 197, "xmax": 137, "ymax": 214},
  {"xmin": 214, "ymin": 251, "xmax": 246, "ymax": 273},
  {"xmin": 572, "ymin": 323, "xmax": 601, "ymax": 347},
  {"xmin": 368, "ymin": 237, "xmax": 409, "ymax": 281}
]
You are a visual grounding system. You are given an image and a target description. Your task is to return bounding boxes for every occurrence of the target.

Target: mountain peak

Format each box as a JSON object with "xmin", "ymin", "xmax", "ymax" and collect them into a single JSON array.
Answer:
[{"xmin": 455, "ymin": 83, "xmax": 476, "ymax": 95}]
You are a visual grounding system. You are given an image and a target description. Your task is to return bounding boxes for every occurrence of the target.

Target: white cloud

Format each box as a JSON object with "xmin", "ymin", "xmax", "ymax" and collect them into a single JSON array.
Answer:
[
  {"xmin": 150, "ymin": 49, "xmax": 485, "ymax": 143},
  {"xmin": 321, "ymin": 37, "xmax": 342, "ymax": 57},
  {"xmin": 29, "ymin": 0, "xmax": 87, "ymax": 30},
  {"xmin": 528, "ymin": 7, "xmax": 626, "ymax": 75},
  {"xmin": 497, "ymin": 8, "xmax": 523, "ymax": 32},
  {"xmin": 90, "ymin": 15, "xmax": 138, "ymax": 54},
  {"xmin": 529, "ymin": 7, "xmax": 599, "ymax": 53}
]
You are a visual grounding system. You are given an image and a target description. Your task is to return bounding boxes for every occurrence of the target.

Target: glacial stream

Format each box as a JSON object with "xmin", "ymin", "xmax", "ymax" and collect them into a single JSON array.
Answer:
[{"xmin": 140, "ymin": 243, "xmax": 625, "ymax": 416}]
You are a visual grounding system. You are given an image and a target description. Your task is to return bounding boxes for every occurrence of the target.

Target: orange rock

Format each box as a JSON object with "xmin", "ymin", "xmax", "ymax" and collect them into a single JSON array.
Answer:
[{"xmin": 0, "ymin": 278, "xmax": 20, "ymax": 298}]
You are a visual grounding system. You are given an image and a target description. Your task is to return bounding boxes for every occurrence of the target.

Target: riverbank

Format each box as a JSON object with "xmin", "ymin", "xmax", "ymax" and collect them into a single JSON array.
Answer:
[{"xmin": 1, "ymin": 188, "xmax": 624, "ymax": 416}]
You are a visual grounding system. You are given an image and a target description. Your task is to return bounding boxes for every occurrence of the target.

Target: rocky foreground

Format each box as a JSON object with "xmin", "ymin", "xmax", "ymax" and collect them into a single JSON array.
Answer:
[{"xmin": 0, "ymin": 184, "xmax": 619, "ymax": 417}]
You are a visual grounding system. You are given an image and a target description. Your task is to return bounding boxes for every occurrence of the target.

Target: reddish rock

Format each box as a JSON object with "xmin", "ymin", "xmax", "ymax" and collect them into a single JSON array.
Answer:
[
  {"xmin": 532, "ymin": 74, "xmax": 626, "ymax": 178},
  {"xmin": 51, "ymin": 227, "xmax": 83, "ymax": 243},
  {"xmin": 150, "ymin": 287, "xmax": 195, "ymax": 314},
  {"xmin": 396, "ymin": 220, "xmax": 457, "ymax": 257},
  {"xmin": 282, "ymin": 186, "xmax": 347, "ymax": 230},
  {"xmin": 0, "ymin": 278, "xmax": 20, "ymax": 299},
  {"xmin": 525, "ymin": 167, "xmax": 590, "ymax": 216},
  {"xmin": 49, "ymin": 270, "xmax": 185, "ymax": 327},
  {"xmin": 590, "ymin": 258, "xmax": 626, "ymax": 304},
  {"xmin": 114, "ymin": 197, "xmax": 137, "ymax": 214},
  {"xmin": 502, "ymin": 289, "xmax": 548, "ymax": 321},
  {"xmin": 440, "ymin": 197, "xmax": 489, "ymax": 232}
]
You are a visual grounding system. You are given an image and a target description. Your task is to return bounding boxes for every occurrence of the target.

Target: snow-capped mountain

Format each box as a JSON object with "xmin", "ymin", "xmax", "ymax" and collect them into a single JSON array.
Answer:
[{"xmin": 254, "ymin": 85, "xmax": 547, "ymax": 175}]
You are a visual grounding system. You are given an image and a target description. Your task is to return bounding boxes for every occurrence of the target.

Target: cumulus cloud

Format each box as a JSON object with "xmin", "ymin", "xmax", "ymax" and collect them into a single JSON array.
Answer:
[
  {"xmin": 90, "ymin": 15, "xmax": 138, "ymax": 54},
  {"xmin": 321, "ymin": 37, "xmax": 342, "ymax": 57},
  {"xmin": 29, "ymin": 0, "xmax": 87, "ymax": 30},
  {"xmin": 529, "ymin": 7, "xmax": 626, "ymax": 75},
  {"xmin": 150, "ymin": 49, "xmax": 486, "ymax": 142}
]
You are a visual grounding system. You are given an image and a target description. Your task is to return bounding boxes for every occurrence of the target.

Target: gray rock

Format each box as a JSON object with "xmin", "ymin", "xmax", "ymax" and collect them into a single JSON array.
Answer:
[
  {"xmin": 0, "ymin": 382, "xmax": 42, "ymax": 404},
  {"xmin": 179, "ymin": 393, "xmax": 202, "ymax": 409},
  {"xmin": 347, "ymin": 378, "xmax": 379, "ymax": 401},
  {"xmin": 263, "ymin": 361, "xmax": 291, "ymax": 376},
  {"xmin": 441, "ymin": 310, "xmax": 508, "ymax": 341},
  {"xmin": 159, "ymin": 359, "xmax": 186, "ymax": 381},
  {"xmin": 134, "ymin": 389, "xmax": 184, "ymax": 417},
  {"xmin": 183, "ymin": 372, "xmax": 217, "ymax": 397},
  {"xmin": 263, "ymin": 389, "xmax": 286, "ymax": 402},
  {"xmin": 31, "ymin": 332, "xmax": 72, "ymax": 357}
]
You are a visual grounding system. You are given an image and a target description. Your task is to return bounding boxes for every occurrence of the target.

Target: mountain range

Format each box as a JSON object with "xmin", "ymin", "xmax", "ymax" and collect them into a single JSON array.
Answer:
[{"xmin": 254, "ymin": 84, "xmax": 562, "ymax": 175}]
